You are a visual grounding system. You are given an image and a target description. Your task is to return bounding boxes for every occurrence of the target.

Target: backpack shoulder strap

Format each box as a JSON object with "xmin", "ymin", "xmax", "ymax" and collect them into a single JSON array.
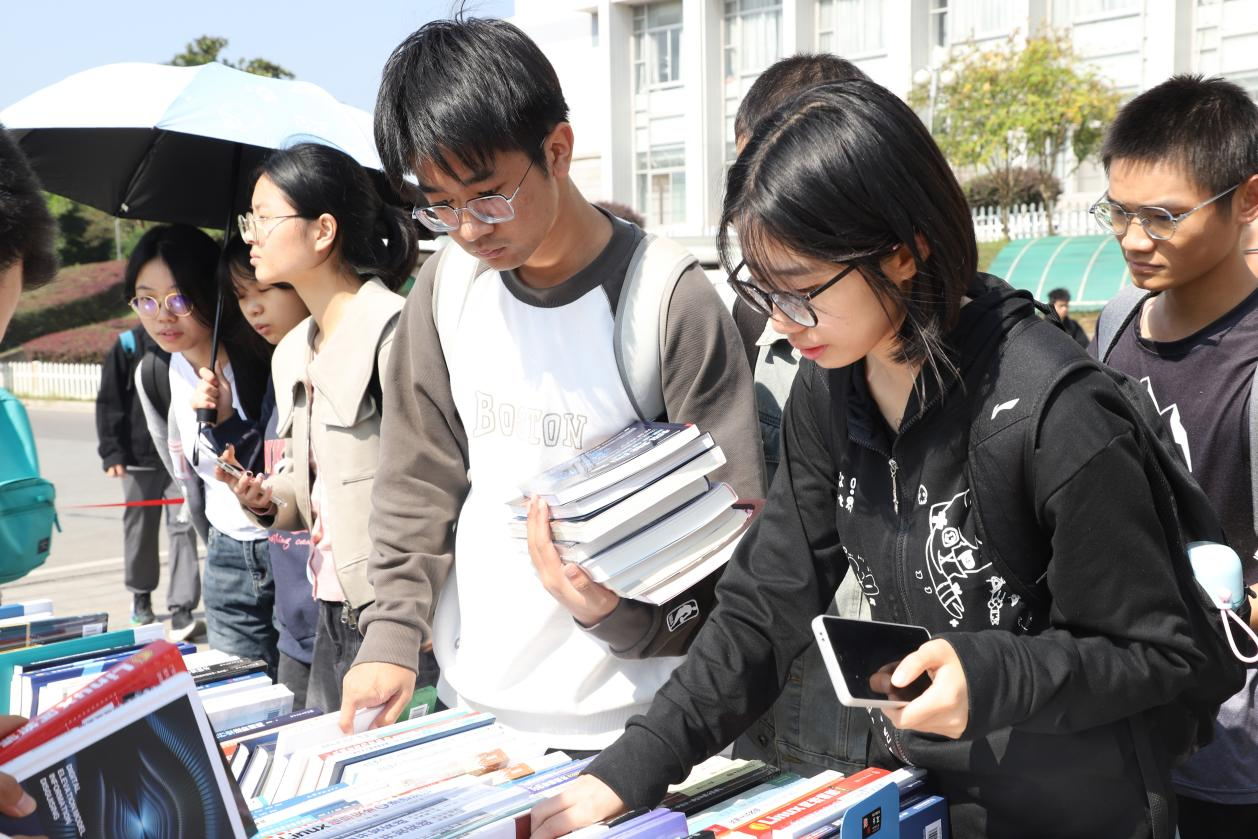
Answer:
[
  {"xmin": 614, "ymin": 233, "xmax": 696, "ymax": 422},
  {"xmin": 1250, "ymin": 364, "xmax": 1258, "ymax": 539},
  {"xmin": 431, "ymin": 243, "xmax": 486, "ymax": 366},
  {"xmin": 1096, "ymin": 283, "xmax": 1149, "ymax": 362},
  {"xmin": 966, "ymin": 313, "xmax": 1095, "ymax": 602},
  {"xmin": 119, "ymin": 330, "xmax": 137, "ymax": 357},
  {"xmin": 140, "ymin": 350, "xmax": 172, "ymax": 421},
  {"xmin": 0, "ymin": 387, "xmax": 40, "ymax": 475}
]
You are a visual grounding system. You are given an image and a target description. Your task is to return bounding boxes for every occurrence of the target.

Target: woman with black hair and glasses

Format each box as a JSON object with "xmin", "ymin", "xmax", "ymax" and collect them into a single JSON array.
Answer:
[
  {"xmin": 126, "ymin": 224, "xmax": 278, "ymax": 672},
  {"xmin": 531, "ymin": 80, "xmax": 1212, "ymax": 839},
  {"xmin": 207, "ymin": 142, "xmax": 421, "ymax": 715}
]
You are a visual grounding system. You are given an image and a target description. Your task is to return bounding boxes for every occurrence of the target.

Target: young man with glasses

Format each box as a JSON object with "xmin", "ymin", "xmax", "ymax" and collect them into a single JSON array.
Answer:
[
  {"xmin": 340, "ymin": 17, "xmax": 762, "ymax": 749},
  {"xmin": 1092, "ymin": 75, "xmax": 1258, "ymax": 839}
]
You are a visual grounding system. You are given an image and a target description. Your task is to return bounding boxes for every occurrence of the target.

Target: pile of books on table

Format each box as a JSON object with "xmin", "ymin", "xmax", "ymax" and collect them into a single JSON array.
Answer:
[
  {"xmin": 0, "ymin": 597, "xmax": 108, "ymax": 653},
  {"xmin": 0, "ymin": 639, "xmax": 257, "ymax": 838},
  {"xmin": 508, "ymin": 422, "xmax": 759, "ymax": 605},
  {"xmin": 0, "ymin": 601, "xmax": 952, "ymax": 838}
]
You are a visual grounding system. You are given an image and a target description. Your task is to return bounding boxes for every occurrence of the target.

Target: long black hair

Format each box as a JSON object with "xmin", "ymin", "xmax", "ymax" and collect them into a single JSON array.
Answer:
[
  {"xmin": 124, "ymin": 224, "xmax": 272, "ymax": 420},
  {"xmin": 721, "ymin": 79, "xmax": 977, "ymax": 382},
  {"xmin": 254, "ymin": 143, "xmax": 418, "ymax": 291}
]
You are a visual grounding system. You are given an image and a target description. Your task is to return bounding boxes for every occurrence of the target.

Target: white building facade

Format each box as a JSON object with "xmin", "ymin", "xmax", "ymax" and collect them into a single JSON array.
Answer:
[{"xmin": 511, "ymin": 0, "xmax": 1258, "ymax": 253}]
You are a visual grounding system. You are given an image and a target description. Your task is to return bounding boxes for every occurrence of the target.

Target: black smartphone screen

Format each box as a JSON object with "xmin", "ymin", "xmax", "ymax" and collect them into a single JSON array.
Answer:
[{"xmin": 820, "ymin": 617, "xmax": 932, "ymax": 702}]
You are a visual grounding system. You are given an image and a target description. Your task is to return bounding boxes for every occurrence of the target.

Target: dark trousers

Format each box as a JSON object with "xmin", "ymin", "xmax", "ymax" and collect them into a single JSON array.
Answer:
[
  {"xmin": 122, "ymin": 467, "xmax": 199, "ymax": 611},
  {"xmin": 1177, "ymin": 795, "xmax": 1258, "ymax": 839},
  {"xmin": 204, "ymin": 526, "xmax": 278, "ymax": 677},
  {"xmin": 277, "ymin": 651, "xmax": 311, "ymax": 712},
  {"xmin": 306, "ymin": 600, "xmax": 441, "ymax": 716}
]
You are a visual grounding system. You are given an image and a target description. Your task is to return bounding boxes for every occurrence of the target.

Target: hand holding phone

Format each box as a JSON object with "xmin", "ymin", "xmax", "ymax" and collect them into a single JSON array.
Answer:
[
  {"xmin": 202, "ymin": 441, "xmax": 287, "ymax": 509},
  {"xmin": 812, "ymin": 616, "xmax": 932, "ymax": 708}
]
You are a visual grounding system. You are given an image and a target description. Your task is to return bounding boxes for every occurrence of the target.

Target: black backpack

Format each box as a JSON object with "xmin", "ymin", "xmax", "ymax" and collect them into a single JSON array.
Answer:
[
  {"xmin": 966, "ymin": 306, "xmax": 1249, "ymax": 839},
  {"xmin": 119, "ymin": 328, "xmax": 172, "ymax": 419}
]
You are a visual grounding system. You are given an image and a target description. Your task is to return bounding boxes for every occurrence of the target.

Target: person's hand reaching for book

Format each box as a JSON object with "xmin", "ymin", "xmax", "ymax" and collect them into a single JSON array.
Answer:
[
  {"xmin": 527, "ymin": 498, "xmax": 620, "ymax": 627},
  {"xmin": 530, "ymin": 774, "xmax": 625, "ymax": 839}
]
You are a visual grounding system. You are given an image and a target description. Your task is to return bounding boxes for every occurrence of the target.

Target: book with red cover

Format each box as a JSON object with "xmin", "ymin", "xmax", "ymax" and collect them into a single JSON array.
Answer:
[
  {"xmin": 0, "ymin": 639, "xmax": 185, "ymax": 763},
  {"xmin": 736, "ymin": 768, "xmax": 890, "ymax": 837}
]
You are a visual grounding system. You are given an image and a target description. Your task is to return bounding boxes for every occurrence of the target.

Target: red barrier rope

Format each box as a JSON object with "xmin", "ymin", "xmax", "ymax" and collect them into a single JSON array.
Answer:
[{"xmin": 63, "ymin": 498, "xmax": 186, "ymax": 510}]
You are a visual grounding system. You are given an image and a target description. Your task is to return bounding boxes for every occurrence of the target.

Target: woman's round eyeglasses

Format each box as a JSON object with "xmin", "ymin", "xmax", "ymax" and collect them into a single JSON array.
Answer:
[{"xmin": 129, "ymin": 292, "xmax": 193, "ymax": 318}]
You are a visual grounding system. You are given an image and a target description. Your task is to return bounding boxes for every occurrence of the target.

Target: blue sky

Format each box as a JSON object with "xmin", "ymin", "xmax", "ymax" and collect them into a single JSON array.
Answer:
[{"xmin": 0, "ymin": 0, "xmax": 515, "ymax": 114}]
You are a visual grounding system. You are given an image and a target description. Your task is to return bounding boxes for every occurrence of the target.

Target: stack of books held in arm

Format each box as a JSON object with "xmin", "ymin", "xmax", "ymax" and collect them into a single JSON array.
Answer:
[{"xmin": 508, "ymin": 422, "xmax": 759, "ymax": 604}]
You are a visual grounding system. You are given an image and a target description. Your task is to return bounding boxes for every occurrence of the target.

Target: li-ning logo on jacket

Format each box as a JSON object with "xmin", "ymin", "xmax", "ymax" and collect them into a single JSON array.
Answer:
[{"xmin": 667, "ymin": 600, "xmax": 699, "ymax": 632}]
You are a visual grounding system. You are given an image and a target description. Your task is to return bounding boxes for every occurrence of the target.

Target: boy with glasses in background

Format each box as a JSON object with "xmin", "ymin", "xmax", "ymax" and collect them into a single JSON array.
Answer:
[
  {"xmin": 1091, "ymin": 75, "xmax": 1258, "ymax": 839},
  {"xmin": 339, "ymin": 17, "xmax": 762, "ymax": 748}
]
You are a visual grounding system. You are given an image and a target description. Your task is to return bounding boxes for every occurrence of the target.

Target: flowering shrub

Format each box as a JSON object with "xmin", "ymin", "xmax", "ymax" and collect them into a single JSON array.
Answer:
[
  {"xmin": 21, "ymin": 316, "xmax": 137, "ymax": 363},
  {"xmin": 1, "ymin": 261, "xmax": 130, "ymax": 348}
]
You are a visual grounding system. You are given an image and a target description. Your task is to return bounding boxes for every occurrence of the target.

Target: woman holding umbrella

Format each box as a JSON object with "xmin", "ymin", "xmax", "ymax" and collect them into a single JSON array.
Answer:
[{"xmin": 209, "ymin": 143, "xmax": 420, "ymax": 714}]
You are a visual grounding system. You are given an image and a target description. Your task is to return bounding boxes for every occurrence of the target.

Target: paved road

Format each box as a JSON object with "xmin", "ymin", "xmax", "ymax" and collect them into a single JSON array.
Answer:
[{"xmin": 5, "ymin": 401, "xmax": 206, "ymax": 635}]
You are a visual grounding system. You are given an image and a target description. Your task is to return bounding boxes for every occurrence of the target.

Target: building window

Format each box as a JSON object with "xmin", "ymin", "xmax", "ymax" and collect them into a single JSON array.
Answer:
[
  {"xmin": 929, "ymin": 0, "xmax": 948, "ymax": 49},
  {"xmin": 636, "ymin": 144, "xmax": 687, "ymax": 228},
  {"xmin": 818, "ymin": 0, "xmax": 884, "ymax": 56},
  {"xmin": 723, "ymin": 0, "xmax": 783, "ymax": 161},
  {"xmin": 1073, "ymin": 0, "xmax": 1137, "ymax": 16},
  {"xmin": 633, "ymin": 2, "xmax": 684, "ymax": 90},
  {"xmin": 972, "ymin": 0, "xmax": 1012, "ymax": 35}
]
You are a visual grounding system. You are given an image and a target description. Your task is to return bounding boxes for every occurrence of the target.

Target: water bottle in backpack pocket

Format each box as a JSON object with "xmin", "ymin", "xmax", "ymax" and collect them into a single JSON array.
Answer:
[
  {"xmin": 1187, "ymin": 541, "xmax": 1258, "ymax": 664},
  {"xmin": 0, "ymin": 388, "xmax": 59, "ymax": 583}
]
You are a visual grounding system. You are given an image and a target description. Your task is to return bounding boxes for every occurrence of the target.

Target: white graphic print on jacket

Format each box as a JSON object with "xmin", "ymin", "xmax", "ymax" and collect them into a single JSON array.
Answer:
[
  {"xmin": 842, "ymin": 545, "xmax": 880, "ymax": 606},
  {"xmin": 924, "ymin": 490, "xmax": 990, "ymax": 627}
]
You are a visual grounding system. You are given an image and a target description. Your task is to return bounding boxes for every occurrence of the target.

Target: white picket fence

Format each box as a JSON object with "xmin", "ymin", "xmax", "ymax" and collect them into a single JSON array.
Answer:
[
  {"xmin": 972, "ymin": 202, "xmax": 1097, "ymax": 243},
  {"xmin": 0, "ymin": 361, "xmax": 102, "ymax": 401}
]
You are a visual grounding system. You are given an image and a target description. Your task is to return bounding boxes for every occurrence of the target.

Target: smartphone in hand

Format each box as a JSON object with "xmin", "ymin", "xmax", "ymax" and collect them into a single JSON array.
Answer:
[
  {"xmin": 201, "ymin": 441, "xmax": 287, "ymax": 508},
  {"xmin": 812, "ymin": 615, "xmax": 932, "ymax": 708}
]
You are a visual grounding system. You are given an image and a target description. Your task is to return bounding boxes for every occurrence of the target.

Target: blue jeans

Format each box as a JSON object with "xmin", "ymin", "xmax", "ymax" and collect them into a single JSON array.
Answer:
[{"xmin": 204, "ymin": 526, "xmax": 279, "ymax": 677}]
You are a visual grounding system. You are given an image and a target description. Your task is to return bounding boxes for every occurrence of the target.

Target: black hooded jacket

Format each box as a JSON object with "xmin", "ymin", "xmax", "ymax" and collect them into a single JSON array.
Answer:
[
  {"xmin": 587, "ymin": 275, "xmax": 1202, "ymax": 839},
  {"xmin": 95, "ymin": 327, "xmax": 164, "ymax": 471}
]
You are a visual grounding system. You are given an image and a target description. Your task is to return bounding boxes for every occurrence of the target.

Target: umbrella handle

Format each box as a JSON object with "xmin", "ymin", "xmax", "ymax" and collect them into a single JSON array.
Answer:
[{"xmin": 193, "ymin": 289, "xmax": 225, "ymax": 464}]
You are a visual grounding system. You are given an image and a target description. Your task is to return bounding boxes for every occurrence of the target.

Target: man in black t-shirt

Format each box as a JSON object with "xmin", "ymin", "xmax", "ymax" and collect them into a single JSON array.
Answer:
[
  {"xmin": 1091, "ymin": 75, "xmax": 1258, "ymax": 839},
  {"xmin": 1047, "ymin": 287, "xmax": 1090, "ymax": 348}
]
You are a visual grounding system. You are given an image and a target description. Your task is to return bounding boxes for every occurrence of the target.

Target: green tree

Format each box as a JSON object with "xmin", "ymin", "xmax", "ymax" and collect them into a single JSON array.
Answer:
[
  {"xmin": 911, "ymin": 30, "xmax": 1120, "ymax": 236},
  {"xmin": 169, "ymin": 35, "xmax": 295, "ymax": 80}
]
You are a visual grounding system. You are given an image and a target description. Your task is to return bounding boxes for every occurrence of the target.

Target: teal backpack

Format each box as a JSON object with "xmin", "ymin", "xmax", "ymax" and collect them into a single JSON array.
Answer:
[{"xmin": 0, "ymin": 388, "xmax": 58, "ymax": 583}]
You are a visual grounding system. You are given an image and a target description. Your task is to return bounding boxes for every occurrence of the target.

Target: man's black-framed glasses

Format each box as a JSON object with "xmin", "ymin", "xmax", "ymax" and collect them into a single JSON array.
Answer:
[
  {"xmin": 412, "ymin": 157, "xmax": 537, "ymax": 233},
  {"xmin": 727, "ymin": 261, "xmax": 858, "ymax": 328},
  {"xmin": 1089, "ymin": 183, "xmax": 1240, "ymax": 241}
]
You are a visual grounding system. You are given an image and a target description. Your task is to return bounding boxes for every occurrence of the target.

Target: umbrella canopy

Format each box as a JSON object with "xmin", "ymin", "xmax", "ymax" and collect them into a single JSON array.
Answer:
[{"xmin": 0, "ymin": 61, "xmax": 392, "ymax": 229}]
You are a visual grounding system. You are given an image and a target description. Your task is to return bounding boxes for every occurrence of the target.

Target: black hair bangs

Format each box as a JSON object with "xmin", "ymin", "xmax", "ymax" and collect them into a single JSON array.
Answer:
[
  {"xmin": 718, "ymin": 80, "xmax": 976, "ymax": 378},
  {"xmin": 1102, "ymin": 75, "xmax": 1258, "ymax": 200},
  {"xmin": 374, "ymin": 17, "xmax": 569, "ymax": 190}
]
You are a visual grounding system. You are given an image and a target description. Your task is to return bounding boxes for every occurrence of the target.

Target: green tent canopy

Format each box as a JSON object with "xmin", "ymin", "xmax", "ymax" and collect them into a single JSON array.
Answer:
[{"xmin": 987, "ymin": 234, "xmax": 1132, "ymax": 310}]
